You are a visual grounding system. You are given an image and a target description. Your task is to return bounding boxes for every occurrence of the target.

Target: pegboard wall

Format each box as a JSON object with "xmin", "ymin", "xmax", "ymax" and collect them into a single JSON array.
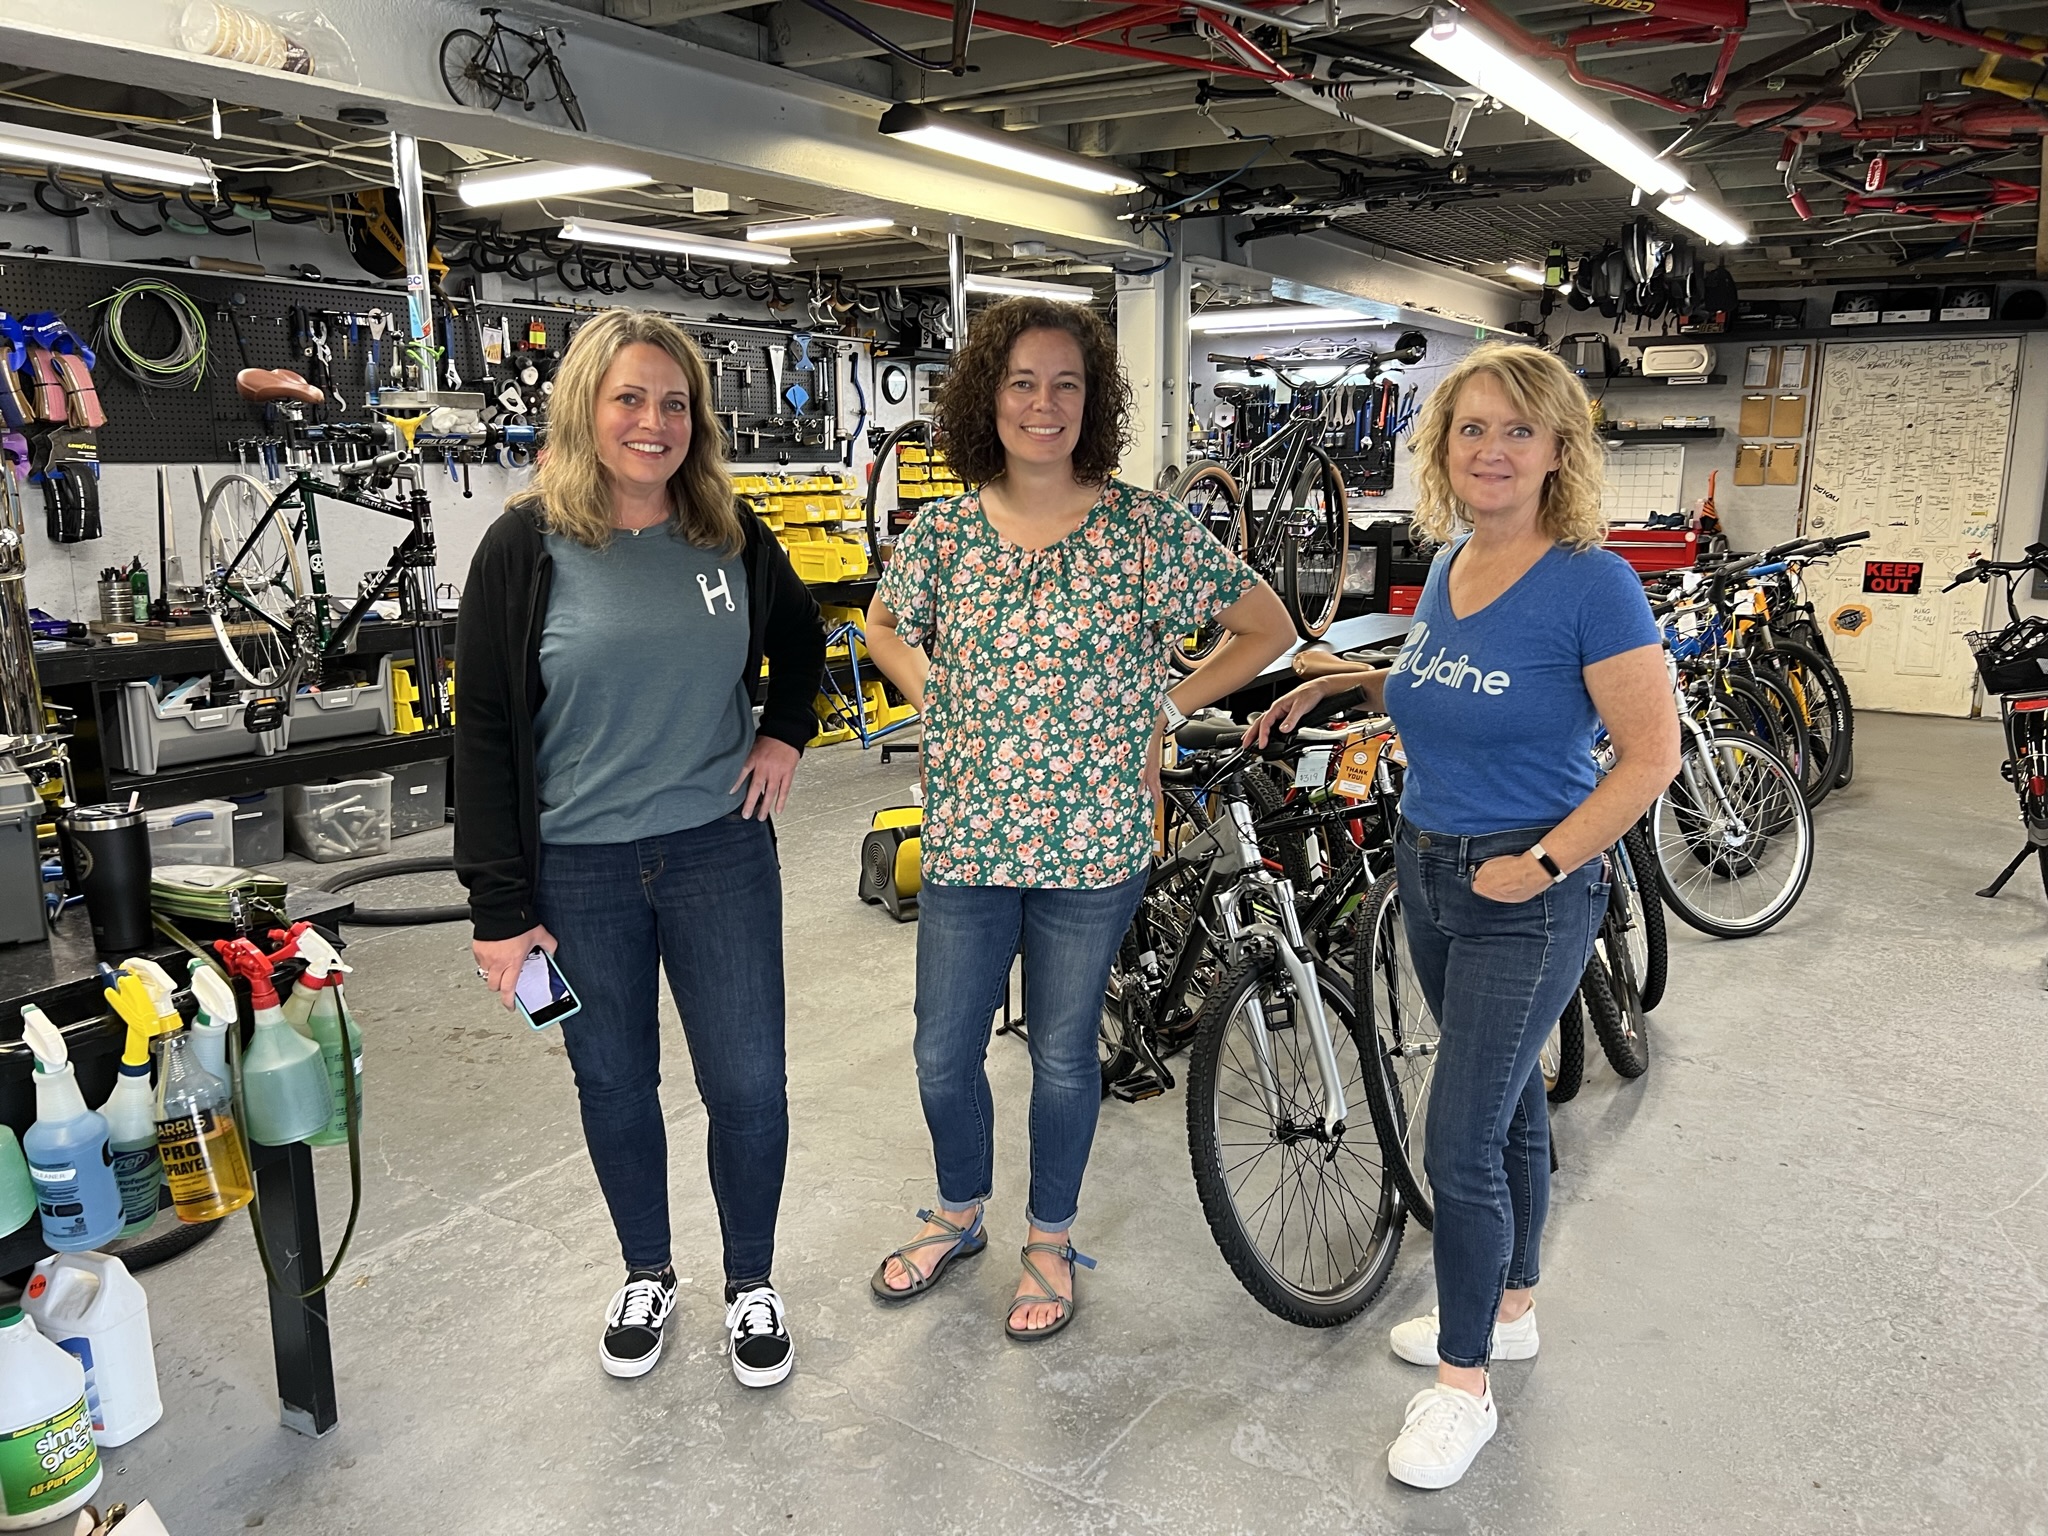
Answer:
[{"xmin": 0, "ymin": 254, "xmax": 838, "ymax": 465}]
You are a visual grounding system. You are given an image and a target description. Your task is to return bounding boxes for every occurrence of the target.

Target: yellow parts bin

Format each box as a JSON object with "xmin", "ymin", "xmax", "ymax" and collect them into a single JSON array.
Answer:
[{"xmin": 858, "ymin": 805, "xmax": 922, "ymax": 921}]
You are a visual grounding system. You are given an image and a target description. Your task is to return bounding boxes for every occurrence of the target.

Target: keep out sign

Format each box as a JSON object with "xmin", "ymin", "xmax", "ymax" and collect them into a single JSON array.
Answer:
[{"xmin": 1863, "ymin": 561, "xmax": 1923, "ymax": 595}]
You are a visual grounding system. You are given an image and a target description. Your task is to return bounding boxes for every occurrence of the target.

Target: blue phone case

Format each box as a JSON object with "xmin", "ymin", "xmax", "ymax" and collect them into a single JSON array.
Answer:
[{"xmin": 516, "ymin": 950, "xmax": 583, "ymax": 1030}]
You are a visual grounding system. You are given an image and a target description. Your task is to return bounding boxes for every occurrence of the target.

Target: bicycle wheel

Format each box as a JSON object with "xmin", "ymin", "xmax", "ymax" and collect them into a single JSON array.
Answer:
[
  {"xmin": 1354, "ymin": 870, "xmax": 1437, "ymax": 1230},
  {"xmin": 1620, "ymin": 823, "xmax": 1667, "ymax": 1011},
  {"xmin": 1590, "ymin": 902, "xmax": 1650, "ymax": 1079},
  {"xmin": 1576, "ymin": 954, "xmax": 1629, "ymax": 1079},
  {"xmin": 544, "ymin": 54, "xmax": 586, "ymax": 132},
  {"xmin": 1185, "ymin": 957, "xmax": 1402, "ymax": 1326},
  {"xmin": 1542, "ymin": 993, "xmax": 1584, "ymax": 1104},
  {"xmin": 1773, "ymin": 640, "xmax": 1853, "ymax": 805},
  {"xmin": 1280, "ymin": 446, "xmax": 1350, "ymax": 639},
  {"xmin": 1652, "ymin": 732, "xmax": 1813, "ymax": 939},
  {"xmin": 199, "ymin": 474, "xmax": 307, "ymax": 691},
  {"xmin": 1715, "ymin": 671, "xmax": 1810, "ymax": 796},
  {"xmin": 439, "ymin": 29, "xmax": 504, "ymax": 112},
  {"xmin": 1242, "ymin": 764, "xmax": 1312, "ymax": 891},
  {"xmin": 1165, "ymin": 461, "xmax": 1247, "ymax": 673}
]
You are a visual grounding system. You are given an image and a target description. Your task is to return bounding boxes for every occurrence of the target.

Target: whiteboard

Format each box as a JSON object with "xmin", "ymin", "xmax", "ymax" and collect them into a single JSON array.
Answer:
[{"xmin": 1801, "ymin": 336, "xmax": 2020, "ymax": 716}]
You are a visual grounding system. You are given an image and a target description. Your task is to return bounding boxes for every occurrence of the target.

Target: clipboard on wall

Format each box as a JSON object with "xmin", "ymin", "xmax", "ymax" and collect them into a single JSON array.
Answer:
[
  {"xmin": 1734, "ymin": 442, "xmax": 1766, "ymax": 485},
  {"xmin": 1769, "ymin": 394, "xmax": 1808, "ymax": 437},
  {"xmin": 1738, "ymin": 395, "xmax": 1773, "ymax": 436}
]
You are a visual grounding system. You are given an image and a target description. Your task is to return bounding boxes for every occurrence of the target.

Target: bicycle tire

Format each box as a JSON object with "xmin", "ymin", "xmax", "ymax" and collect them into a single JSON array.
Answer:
[
  {"xmin": 1591, "ymin": 904, "xmax": 1651, "ymax": 1079},
  {"xmin": 1716, "ymin": 671, "xmax": 1809, "ymax": 794},
  {"xmin": 1185, "ymin": 956, "xmax": 1402, "ymax": 1326},
  {"xmin": 200, "ymin": 473, "xmax": 307, "ymax": 692},
  {"xmin": 440, "ymin": 29, "xmax": 504, "ymax": 112},
  {"xmin": 1280, "ymin": 446, "xmax": 1350, "ymax": 639},
  {"xmin": 1652, "ymin": 732, "xmax": 1813, "ymax": 939},
  {"xmin": 1164, "ymin": 461, "xmax": 1248, "ymax": 673},
  {"xmin": 545, "ymin": 54, "xmax": 586, "ymax": 132},
  {"xmin": 1621, "ymin": 823, "xmax": 1667, "ymax": 1011},
  {"xmin": 1774, "ymin": 639, "xmax": 1853, "ymax": 804},
  {"xmin": 1576, "ymin": 954, "xmax": 1633, "ymax": 1081},
  {"xmin": 1542, "ymin": 992, "xmax": 1584, "ymax": 1104},
  {"xmin": 862, "ymin": 419, "xmax": 930, "ymax": 568},
  {"xmin": 1354, "ymin": 870, "xmax": 1436, "ymax": 1230},
  {"xmin": 1242, "ymin": 765, "xmax": 1312, "ymax": 891}
]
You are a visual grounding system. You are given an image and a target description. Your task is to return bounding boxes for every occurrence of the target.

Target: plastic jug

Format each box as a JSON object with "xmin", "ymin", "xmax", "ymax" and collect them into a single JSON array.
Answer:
[
  {"xmin": 97, "ymin": 973, "xmax": 170, "ymax": 1237},
  {"xmin": 0, "ymin": 1130, "xmax": 32, "ymax": 1239},
  {"xmin": 19, "ymin": 1008, "xmax": 123, "ymax": 1252},
  {"xmin": 21, "ymin": 1252, "xmax": 163, "ymax": 1448},
  {"xmin": 152, "ymin": 1026, "xmax": 253, "ymax": 1224},
  {"xmin": 0, "ymin": 1306, "xmax": 102, "ymax": 1530},
  {"xmin": 207, "ymin": 943, "xmax": 329, "ymax": 1145}
]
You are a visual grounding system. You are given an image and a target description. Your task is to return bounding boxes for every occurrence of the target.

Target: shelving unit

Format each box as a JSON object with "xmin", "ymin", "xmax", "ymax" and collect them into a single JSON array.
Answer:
[
  {"xmin": 1627, "ymin": 319, "xmax": 2048, "ymax": 347},
  {"xmin": 1600, "ymin": 427, "xmax": 1724, "ymax": 444},
  {"xmin": 1590, "ymin": 374, "xmax": 1728, "ymax": 388}
]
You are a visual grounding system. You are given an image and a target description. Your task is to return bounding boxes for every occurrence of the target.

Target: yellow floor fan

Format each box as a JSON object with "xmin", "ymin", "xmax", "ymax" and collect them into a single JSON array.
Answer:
[{"xmin": 857, "ymin": 806, "xmax": 922, "ymax": 922}]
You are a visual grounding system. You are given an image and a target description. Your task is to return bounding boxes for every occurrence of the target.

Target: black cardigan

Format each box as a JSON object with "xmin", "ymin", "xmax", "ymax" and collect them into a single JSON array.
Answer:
[{"xmin": 453, "ymin": 503, "xmax": 826, "ymax": 941}]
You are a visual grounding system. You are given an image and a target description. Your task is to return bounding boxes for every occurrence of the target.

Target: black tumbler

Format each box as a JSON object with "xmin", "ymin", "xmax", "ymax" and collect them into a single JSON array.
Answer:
[{"xmin": 61, "ymin": 804, "xmax": 153, "ymax": 953}]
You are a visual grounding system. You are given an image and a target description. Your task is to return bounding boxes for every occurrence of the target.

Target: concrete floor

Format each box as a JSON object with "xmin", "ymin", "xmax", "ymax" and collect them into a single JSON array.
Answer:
[{"xmin": 37, "ymin": 711, "xmax": 2048, "ymax": 1534}]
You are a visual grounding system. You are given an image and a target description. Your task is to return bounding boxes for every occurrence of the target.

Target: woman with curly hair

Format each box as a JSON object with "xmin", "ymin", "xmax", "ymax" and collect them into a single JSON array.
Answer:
[
  {"xmin": 1256, "ymin": 342, "xmax": 1677, "ymax": 1488},
  {"xmin": 864, "ymin": 296, "xmax": 1294, "ymax": 1339}
]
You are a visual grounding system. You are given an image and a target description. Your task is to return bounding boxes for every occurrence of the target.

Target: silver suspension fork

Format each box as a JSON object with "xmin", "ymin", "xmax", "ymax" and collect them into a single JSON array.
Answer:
[{"xmin": 1672, "ymin": 675, "xmax": 1753, "ymax": 844}]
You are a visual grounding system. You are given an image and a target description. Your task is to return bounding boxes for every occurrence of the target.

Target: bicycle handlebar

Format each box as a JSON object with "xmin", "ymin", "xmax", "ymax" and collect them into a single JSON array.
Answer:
[{"xmin": 1944, "ymin": 543, "xmax": 2048, "ymax": 590}]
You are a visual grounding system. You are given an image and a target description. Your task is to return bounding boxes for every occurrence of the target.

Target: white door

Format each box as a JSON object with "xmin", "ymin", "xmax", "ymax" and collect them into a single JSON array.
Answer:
[{"xmin": 1801, "ymin": 336, "xmax": 2021, "ymax": 716}]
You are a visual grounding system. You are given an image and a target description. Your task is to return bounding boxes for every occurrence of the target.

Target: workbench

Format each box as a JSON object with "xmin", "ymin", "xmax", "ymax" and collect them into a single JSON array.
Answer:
[{"xmin": 0, "ymin": 888, "xmax": 357, "ymax": 1437}]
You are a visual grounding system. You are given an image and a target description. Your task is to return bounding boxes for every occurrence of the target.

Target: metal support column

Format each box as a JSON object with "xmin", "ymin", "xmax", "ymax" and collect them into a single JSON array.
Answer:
[
  {"xmin": 947, "ymin": 232, "xmax": 967, "ymax": 350},
  {"xmin": 1116, "ymin": 243, "xmax": 1189, "ymax": 490},
  {"xmin": 390, "ymin": 133, "xmax": 435, "ymax": 390}
]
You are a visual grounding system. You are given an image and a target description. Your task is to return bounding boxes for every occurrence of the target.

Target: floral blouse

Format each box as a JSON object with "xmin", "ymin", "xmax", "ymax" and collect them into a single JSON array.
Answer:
[{"xmin": 877, "ymin": 478, "xmax": 1260, "ymax": 889}]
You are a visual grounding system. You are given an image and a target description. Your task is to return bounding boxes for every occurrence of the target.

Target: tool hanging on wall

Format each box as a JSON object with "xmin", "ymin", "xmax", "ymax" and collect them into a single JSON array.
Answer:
[{"xmin": 30, "ymin": 428, "xmax": 101, "ymax": 543}]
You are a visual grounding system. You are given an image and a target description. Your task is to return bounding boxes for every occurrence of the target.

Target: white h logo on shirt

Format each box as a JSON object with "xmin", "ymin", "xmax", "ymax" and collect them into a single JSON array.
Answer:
[{"xmin": 697, "ymin": 569, "xmax": 734, "ymax": 615}]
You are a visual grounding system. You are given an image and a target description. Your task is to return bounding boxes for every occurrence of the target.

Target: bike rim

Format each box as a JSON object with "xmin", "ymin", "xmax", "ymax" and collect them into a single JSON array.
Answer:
[
  {"xmin": 1208, "ymin": 980, "xmax": 1393, "ymax": 1305},
  {"xmin": 1654, "ymin": 741, "xmax": 1810, "ymax": 932},
  {"xmin": 1365, "ymin": 896, "xmax": 1435, "ymax": 1210},
  {"xmin": 201, "ymin": 476, "xmax": 304, "ymax": 691}
]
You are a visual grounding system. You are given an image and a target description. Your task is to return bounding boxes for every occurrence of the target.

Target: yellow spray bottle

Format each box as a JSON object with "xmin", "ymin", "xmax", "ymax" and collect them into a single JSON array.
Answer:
[
  {"xmin": 97, "ymin": 975, "xmax": 170, "ymax": 1238},
  {"xmin": 146, "ymin": 974, "xmax": 253, "ymax": 1225}
]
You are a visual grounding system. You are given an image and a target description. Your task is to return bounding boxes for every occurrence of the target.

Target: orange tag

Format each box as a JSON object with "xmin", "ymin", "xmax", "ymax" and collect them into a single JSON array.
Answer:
[
  {"xmin": 26, "ymin": 1272, "xmax": 47, "ymax": 1299},
  {"xmin": 1333, "ymin": 733, "xmax": 1390, "ymax": 800}
]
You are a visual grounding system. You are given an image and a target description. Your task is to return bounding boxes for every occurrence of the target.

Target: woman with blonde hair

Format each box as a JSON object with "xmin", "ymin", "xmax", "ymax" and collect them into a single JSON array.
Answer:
[
  {"xmin": 1256, "ymin": 341, "xmax": 1677, "ymax": 1488},
  {"xmin": 455, "ymin": 308, "xmax": 824, "ymax": 1387}
]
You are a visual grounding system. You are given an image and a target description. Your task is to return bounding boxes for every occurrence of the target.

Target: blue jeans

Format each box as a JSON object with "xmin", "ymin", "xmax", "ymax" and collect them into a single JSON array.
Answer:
[
  {"xmin": 913, "ymin": 870, "xmax": 1149, "ymax": 1232},
  {"xmin": 536, "ymin": 813, "xmax": 788, "ymax": 1285},
  {"xmin": 1393, "ymin": 818, "xmax": 1608, "ymax": 1370}
]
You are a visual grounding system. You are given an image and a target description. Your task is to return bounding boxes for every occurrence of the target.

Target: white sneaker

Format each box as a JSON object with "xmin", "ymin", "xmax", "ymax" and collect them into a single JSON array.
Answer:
[
  {"xmin": 1387, "ymin": 1383, "xmax": 1498, "ymax": 1490},
  {"xmin": 725, "ymin": 1284, "xmax": 795, "ymax": 1388},
  {"xmin": 1389, "ymin": 1305, "xmax": 1539, "ymax": 1366}
]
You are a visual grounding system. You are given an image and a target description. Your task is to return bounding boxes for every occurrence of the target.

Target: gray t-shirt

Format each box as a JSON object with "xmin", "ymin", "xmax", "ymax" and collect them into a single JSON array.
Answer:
[{"xmin": 533, "ymin": 524, "xmax": 754, "ymax": 844}]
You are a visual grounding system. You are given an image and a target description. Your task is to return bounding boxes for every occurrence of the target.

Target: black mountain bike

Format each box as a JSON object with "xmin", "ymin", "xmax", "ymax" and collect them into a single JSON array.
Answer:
[
  {"xmin": 1950, "ymin": 544, "xmax": 2048, "ymax": 899},
  {"xmin": 441, "ymin": 8, "xmax": 586, "ymax": 133}
]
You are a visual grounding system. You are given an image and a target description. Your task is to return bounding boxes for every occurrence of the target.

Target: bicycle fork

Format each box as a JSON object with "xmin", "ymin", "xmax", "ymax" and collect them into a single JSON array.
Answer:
[{"xmin": 1215, "ymin": 796, "xmax": 1350, "ymax": 1141}]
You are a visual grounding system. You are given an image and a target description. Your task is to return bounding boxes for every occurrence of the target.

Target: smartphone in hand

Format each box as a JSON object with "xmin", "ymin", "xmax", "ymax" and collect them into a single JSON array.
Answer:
[{"xmin": 514, "ymin": 946, "xmax": 582, "ymax": 1030}]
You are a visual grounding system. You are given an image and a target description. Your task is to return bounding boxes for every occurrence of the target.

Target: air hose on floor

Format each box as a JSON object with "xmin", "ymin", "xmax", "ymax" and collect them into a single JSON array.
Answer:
[{"xmin": 312, "ymin": 856, "xmax": 466, "ymax": 926}]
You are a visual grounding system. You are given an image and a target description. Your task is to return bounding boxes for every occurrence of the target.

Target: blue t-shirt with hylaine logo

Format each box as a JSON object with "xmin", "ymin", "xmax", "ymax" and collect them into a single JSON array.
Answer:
[{"xmin": 1385, "ymin": 536, "xmax": 1662, "ymax": 835}]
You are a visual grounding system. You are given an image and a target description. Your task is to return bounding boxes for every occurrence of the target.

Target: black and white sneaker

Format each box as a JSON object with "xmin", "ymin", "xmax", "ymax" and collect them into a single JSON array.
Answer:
[
  {"xmin": 725, "ymin": 1283, "xmax": 794, "ymax": 1388},
  {"xmin": 600, "ymin": 1265, "xmax": 678, "ymax": 1379}
]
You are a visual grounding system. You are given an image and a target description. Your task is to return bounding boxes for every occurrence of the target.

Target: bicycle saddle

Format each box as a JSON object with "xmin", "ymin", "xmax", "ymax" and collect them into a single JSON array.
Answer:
[
  {"xmin": 1176, "ymin": 718, "xmax": 1246, "ymax": 750},
  {"xmin": 236, "ymin": 368, "xmax": 325, "ymax": 406}
]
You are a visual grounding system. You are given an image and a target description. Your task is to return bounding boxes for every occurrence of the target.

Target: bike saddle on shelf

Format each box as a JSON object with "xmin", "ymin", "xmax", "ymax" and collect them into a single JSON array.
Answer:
[{"xmin": 236, "ymin": 367, "xmax": 326, "ymax": 405}]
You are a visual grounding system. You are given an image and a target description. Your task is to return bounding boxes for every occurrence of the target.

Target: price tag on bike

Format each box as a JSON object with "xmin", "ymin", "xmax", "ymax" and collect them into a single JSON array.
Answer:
[
  {"xmin": 1293, "ymin": 745, "xmax": 1333, "ymax": 789},
  {"xmin": 1332, "ymin": 735, "xmax": 1389, "ymax": 800}
]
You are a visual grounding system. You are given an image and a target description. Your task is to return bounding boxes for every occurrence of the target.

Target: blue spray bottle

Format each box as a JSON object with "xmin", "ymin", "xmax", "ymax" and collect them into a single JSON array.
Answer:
[{"xmin": 19, "ymin": 1007, "xmax": 124, "ymax": 1252}]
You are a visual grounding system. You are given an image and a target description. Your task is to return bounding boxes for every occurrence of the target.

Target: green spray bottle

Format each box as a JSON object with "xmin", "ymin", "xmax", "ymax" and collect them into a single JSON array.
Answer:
[
  {"xmin": 274, "ymin": 927, "xmax": 361, "ymax": 1147},
  {"xmin": 206, "ymin": 941, "xmax": 330, "ymax": 1146},
  {"xmin": 97, "ymin": 973, "xmax": 171, "ymax": 1237}
]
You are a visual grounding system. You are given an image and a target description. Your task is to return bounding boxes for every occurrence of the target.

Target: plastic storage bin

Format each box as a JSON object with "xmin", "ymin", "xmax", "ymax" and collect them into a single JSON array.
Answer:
[
  {"xmin": 284, "ymin": 653, "xmax": 395, "ymax": 748},
  {"xmin": 284, "ymin": 775, "xmax": 392, "ymax": 863},
  {"xmin": 226, "ymin": 791, "xmax": 284, "ymax": 867},
  {"xmin": 145, "ymin": 800, "xmax": 236, "ymax": 868},
  {"xmin": 386, "ymin": 760, "xmax": 447, "ymax": 838},
  {"xmin": 111, "ymin": 681, "xmax": 282, "ymax": 776}
]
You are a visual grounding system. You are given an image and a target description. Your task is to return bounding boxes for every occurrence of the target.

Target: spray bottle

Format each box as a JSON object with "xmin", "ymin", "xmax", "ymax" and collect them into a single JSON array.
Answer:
[
  {"xmin": 207, "ymin": 941, "xmax": 330, "ymax": 1145},
  {"xmin": 96, "ymin": 974, "xmax": 171, "ymax": 1237},
  {"xmin": 177, "ymin": 958, "xmax": 232, "ymax": 1082},
  {"xmin": 151, "ymin": 1000, "xmax": 253, "ymax": 1225},
  {"xmin": 275, "ymin": 927, "xmax": 361, "ymax": 1146},
  {"xmin": 0, "ymin": 1128, "xmax": 33, "ymax": 1239},
  {"xmin": 19, "ymin": 1007, "xmax": 124, "ymax": 1252}
]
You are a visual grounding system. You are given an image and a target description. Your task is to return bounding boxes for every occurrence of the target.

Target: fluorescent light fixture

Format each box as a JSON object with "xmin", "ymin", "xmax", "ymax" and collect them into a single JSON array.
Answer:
[
  {"xmin": 963, "ymin": 274, "xmax": 1093, "ymax": 303},
  {"xmin": 1505, "ymin": 263, "xmax": 1572, "ymax": 293},
  {"xmin": 878, "ymin": 103, "xmax": 1141, "ymax": 196},
  {"xmin": 456, "ymin": 161, "xmax": 652, "ymax": 207},
  {"xmin": 557, "ymin": 216, "xmax": 793, "ymax": 267},
  {"xmin": 1658, "ymin": 191, "xmax": 1750, "ymax": 246},
  {"xmin": 1411, "ymin": 10, "xmax": 1688, "ymax": 197},
  {"xmin": 0, "ymin": 119, "xmax": 212, "ymax": 188},
  {"xmin": 746, "ymin": 214, "xmax": 894, "ymax": 242},
  {"xmin": 1189, "ymin": 305, "xmax": 1383, "ymax": 334}
]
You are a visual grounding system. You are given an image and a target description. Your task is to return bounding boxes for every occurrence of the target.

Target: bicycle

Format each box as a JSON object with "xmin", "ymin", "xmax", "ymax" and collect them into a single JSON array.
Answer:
[
  {"xmin": 198, "ymin": 369, "xmax": 449, "ymax": 734},
  {"xmin": 1166, "ymin": 334, "xmax": 1426, "ymax": 666},
  {"xmin": 441, "ymin": 8, "xmax": 586, "ymax": 133},
  {"xmin": 1947, "ymin": 543, "xmax": 2048, "ymax": 899}
]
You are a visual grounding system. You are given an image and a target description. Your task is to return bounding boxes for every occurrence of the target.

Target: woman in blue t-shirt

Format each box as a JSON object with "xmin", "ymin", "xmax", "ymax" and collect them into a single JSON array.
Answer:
[{"xmin": 1256, "ymin": 342, "xmax": 1678, "ymax": 1491}]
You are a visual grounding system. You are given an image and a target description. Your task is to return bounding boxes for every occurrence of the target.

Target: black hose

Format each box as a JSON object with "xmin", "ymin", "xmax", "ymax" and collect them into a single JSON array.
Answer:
[
  {"xmin": 34, "ymin": 173, "xmax": 89, "ymax": 218},
  {"xmin": 108, "ymin": 205, "xmax": 163, "ymax": 237},
  {"xmin": 313, "ymin": 854, "xmax": 468, "ymax": 926}
]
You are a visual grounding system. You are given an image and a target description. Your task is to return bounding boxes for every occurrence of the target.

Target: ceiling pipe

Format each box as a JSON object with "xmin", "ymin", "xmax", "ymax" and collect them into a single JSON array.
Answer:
[{"xmin": 852, "ymin": 0, "xmax": 1286, "ymax": 79}]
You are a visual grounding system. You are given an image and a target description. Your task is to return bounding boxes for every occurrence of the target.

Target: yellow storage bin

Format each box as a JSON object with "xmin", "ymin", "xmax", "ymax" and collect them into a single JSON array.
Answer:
[{"xmin": 789, "ymin": 543, "xmax": 846, "ymax": 583}]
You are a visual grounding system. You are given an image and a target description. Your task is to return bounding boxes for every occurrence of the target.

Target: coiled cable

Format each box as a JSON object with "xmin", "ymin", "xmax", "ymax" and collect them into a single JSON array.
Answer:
[{"xmin": 90, "ymin": 279, "xmax": 210, "ymax": 391}]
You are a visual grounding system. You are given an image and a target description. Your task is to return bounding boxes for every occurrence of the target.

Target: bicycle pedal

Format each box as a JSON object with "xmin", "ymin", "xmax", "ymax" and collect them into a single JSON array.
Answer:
[{"xmin": 1110, "ymin": 1070, "xmax": 1167, "ymax": 1103}]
